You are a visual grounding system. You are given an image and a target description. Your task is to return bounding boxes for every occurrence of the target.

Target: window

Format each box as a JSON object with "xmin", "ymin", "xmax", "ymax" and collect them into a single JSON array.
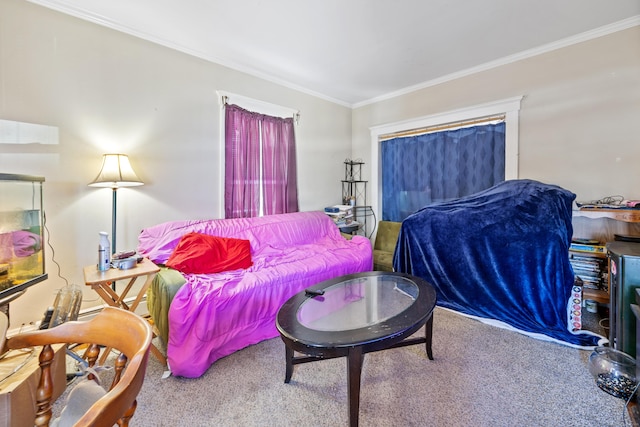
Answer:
[
  {"xmin": 370, "ymin": 96, "xmax": 522, "ymax": 222},
  {"xmin": 220, "ymin": 93, "xmax": 299, "ymax": 219},
  {"xmin": 380, "ymin": 120, "xmax": 506, "ymax": 221}
]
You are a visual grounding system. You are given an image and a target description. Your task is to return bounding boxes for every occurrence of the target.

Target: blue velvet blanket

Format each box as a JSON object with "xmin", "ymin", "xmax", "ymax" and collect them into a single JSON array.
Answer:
[{"xmin": 393, "ymin": 179, "xmax": 601, "ymax": 346}]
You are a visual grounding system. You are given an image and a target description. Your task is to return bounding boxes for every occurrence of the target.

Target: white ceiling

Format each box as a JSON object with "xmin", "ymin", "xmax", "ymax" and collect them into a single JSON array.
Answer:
[{"xmin": 28, "ymin": 0, "xmax": 640, "ymax": 107}]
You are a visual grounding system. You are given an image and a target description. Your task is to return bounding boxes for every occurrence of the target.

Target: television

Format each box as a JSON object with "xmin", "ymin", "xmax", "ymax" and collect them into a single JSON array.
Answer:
[{"xmin": 0, "ymin": 173, "xmax": 47, "ymax": 304}]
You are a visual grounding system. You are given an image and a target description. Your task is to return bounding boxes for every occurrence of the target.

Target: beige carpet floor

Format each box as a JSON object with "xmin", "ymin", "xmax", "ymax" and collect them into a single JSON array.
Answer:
[{"xmin": 87, "ymin": 307, "xmax": 628, "ymax": 427}]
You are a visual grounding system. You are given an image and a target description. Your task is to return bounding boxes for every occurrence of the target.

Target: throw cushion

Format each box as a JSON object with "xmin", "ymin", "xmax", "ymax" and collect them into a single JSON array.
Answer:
[{"xmin": 166, "ymin": 232, "xmax": 253, "ymax": 274}]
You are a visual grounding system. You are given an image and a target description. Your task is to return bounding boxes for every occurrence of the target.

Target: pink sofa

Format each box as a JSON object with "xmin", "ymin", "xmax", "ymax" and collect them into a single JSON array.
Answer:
[{"xmin": 137, "ymin": 211, "xmax": 372, "ymax": 377}]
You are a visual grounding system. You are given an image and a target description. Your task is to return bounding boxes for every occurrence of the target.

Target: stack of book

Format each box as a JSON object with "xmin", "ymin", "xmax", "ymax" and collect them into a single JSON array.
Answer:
[
  {"xmin": 569, "ymin": 241, "xmax": 606, "ymax": 255},
  {"xmin": 324, "ymin": 205, "xmax": 354, "ymax": 227},
  {"xmin": 569, "ymin": 239, "xmax": 608, "ymax": 292}
]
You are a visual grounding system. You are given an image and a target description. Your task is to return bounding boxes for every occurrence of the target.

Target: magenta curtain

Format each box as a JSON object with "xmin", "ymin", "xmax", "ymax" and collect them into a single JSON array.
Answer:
[
  {"xmin": 261, "ymin": 115, "xmax": 298, "ymax": 215},
  {"xmin": 225, "ymin": 105, "xmax": 261, "ymax": 218},
  {"xmin": 224, "ymin": 104, "xmax": 298, "ymax": 218}
]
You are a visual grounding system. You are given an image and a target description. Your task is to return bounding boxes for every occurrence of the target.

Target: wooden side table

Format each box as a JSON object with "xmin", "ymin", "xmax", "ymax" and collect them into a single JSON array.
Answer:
[{"xmin": 83, "ymin": 258, "xmax": 165, "ymax": 365}]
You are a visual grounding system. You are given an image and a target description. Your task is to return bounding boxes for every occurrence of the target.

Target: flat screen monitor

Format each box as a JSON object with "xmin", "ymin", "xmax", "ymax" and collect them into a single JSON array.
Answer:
[{"xmin": 0, "ymin": 173, "xmax": 47, "ymax": 304}]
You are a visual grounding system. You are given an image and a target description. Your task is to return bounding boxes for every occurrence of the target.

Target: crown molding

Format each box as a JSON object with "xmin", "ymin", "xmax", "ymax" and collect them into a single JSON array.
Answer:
[
  {"xmin": 353, "ymin": 15, "xmax": 640, "ymax": 109},
  {"xmin": 26, "ymin": 0, "xmax": 352, "ymax": 107},
  {"xmin": 25, "ymin": 2, "xmax": 640, "ymax": 109}
]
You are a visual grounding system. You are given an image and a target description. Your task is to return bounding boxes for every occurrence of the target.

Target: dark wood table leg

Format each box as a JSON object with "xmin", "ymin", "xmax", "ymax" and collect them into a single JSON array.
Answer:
[
  {"xmin": 284, "ymin": 345, "xmax": 294, "ymax": 383},
  {"xmin": 347, "ymin": 346, "xmax": 364, "ymax": 427},
  {"xmin": 425, "ymin": 314, "xmax": 434, "ymax": 360}
]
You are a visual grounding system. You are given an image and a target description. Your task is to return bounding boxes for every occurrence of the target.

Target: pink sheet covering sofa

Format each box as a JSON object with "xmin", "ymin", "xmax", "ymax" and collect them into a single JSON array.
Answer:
[{"xmin": 137, "ymin": 211, "xmax": 373, "ymax": 378}]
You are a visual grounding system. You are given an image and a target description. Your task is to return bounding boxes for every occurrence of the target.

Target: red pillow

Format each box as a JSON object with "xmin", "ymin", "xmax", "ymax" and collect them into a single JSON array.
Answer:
[{"xmin": 166, "ymin": 232, "xmax": 252, "ymax": 274}]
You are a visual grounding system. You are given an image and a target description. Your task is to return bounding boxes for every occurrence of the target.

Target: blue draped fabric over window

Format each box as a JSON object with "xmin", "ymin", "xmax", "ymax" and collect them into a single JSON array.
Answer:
[{"xmin": 381, "ymin": 122, "xmax": 506, "ymax": 222}]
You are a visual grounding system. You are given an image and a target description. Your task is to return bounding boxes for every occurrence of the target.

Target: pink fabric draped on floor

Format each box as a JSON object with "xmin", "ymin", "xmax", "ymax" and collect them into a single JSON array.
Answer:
[{"xmin": 138, "ymin": 211, "xmax": 372, "ymax": 377}]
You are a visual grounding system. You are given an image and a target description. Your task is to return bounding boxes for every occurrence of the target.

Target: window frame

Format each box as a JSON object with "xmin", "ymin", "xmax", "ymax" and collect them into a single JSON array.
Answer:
[{"xmin": 369, "ymin": 96, "xmax": 523, "ymax": 222}]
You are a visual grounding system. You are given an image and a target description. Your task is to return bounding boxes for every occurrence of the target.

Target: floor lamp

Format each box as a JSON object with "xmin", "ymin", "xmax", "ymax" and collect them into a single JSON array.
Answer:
[{"xmin": 89, "ymin": 154, "xmax": 144, "ymax": 259}]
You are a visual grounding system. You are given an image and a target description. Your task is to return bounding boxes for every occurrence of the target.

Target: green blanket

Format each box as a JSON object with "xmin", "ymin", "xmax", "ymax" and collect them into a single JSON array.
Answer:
[{"xmin": 147, "ymin": 267, "xmax": 186, "ymax": 345}]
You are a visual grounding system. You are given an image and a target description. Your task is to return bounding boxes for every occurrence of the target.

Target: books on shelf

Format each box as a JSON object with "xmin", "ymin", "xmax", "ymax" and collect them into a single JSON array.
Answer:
[
  {"xmin": 338, "ymin": 221, "xmax": 360, "ymax": 231},
  {"xmin": 324, "ymin": 205, "xmax": 354, "ymax": 227},
  {"xmin": 324, "ymin": 204, "xmax": 353, "ymax": 216},
  {"xmin": 569, "ymin": 240, "xmax": 608, "ymax": 293},
  {"xmin": 569, "ymin": 243, "xmax": 606, "ymax": 254},
  {"xmin": 334, "ymin": 217, "xmax": 354, "ymax": 226}
]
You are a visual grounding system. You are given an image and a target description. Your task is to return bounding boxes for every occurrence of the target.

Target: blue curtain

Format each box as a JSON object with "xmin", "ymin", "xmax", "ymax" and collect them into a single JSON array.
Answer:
[{"xmin": 381, "ymin": 122, "xmax": 506, "ymax": 222}]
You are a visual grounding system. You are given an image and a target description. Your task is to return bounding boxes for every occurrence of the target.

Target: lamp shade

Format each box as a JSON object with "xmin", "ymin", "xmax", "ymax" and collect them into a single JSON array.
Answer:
[{"xmin": 88, "ymin": 154, "xmax": 144, "ymax": 188}]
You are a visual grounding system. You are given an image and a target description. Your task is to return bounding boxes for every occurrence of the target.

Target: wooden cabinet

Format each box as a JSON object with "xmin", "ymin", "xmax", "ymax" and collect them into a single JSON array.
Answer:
[{"xmin": 572, "ymin": 209, "xmax": 640, "ymax": 304}]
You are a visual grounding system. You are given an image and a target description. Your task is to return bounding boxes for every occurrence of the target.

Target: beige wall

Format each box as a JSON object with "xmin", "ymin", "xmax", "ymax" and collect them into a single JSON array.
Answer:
[
  {"xmin": 0, "ymin": 0, "xmax": 352, "ymax": 327},
  {"xmin": 352, "ymin": 26, "xmax": 640, "ymax": 213}
]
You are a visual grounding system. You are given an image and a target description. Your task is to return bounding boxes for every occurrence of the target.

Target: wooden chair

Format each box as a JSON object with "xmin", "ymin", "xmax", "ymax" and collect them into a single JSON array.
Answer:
[
  {"xmin": 4, "ymin": 306, "xmax": 152, "ymax": 427},
  {"xmin": 0, "ymin": 309, "xmax": 7, "ymax": 354}
]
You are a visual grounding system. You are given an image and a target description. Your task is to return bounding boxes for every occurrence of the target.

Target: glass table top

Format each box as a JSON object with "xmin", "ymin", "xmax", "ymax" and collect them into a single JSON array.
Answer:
[{"xmin": 297, "ymin": 274, "xmax": 419, "ymax": 332}]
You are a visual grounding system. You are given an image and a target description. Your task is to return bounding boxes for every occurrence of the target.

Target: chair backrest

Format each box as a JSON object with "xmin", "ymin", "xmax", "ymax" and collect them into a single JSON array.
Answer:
[
  {"xmin": 5, "ymin": 306, "xmax": 152, "ymax": 427},
  {"xmin": 374, "ymin": 221, "xmax": 402, "ymax": 252}
]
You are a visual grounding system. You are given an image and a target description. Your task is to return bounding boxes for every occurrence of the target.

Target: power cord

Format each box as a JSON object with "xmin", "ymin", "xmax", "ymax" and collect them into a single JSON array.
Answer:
[
  {"xmin": 43, "ymin": 211, "xmax": 103, "ymax": 306},
  {"xmin": 43, "ymin": 211, "xmax": 69, "ymax": 288},
  {"xmin": 577, "ymin": 195, "xmax": 626, "ymax": 207},
  {"xmin": 0, "ymin": 347, "xmax": 36, "ymax": 385},
  {"xmin": 598, "ymin": 317, "xmax": 609, "ymax": 329},
  {"xmin": 594, "ymin": 195, "xmax": 625, "ymax": 206},
  {"xmin": 368, "ymin": 208, "xmax": 377, "ymax": 240}
]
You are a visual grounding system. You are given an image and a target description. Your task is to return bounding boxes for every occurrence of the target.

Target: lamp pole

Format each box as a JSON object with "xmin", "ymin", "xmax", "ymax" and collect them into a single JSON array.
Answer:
[{"xmin": 111, "ymin": 187, "xmax": 118, "ymax": 255}]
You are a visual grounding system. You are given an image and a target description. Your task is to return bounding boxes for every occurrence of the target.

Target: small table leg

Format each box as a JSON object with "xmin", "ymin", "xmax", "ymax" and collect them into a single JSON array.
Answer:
[
  {"xmin": 347, "ymin": 347, "xmax": 364, "ymax": 427},
  {"xmin": 284, "ymin": 345, "xmax": 294, "ymax": 383},
  {"xmin": 425, "ymin": 314, "xmax": 434, "ymax": 360}
]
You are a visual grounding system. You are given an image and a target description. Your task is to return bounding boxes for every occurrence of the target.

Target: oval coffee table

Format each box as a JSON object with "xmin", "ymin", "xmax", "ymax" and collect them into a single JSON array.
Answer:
[{"xmin": 276, "ymin": 271, "xmax": 437, "ymax": 427}]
